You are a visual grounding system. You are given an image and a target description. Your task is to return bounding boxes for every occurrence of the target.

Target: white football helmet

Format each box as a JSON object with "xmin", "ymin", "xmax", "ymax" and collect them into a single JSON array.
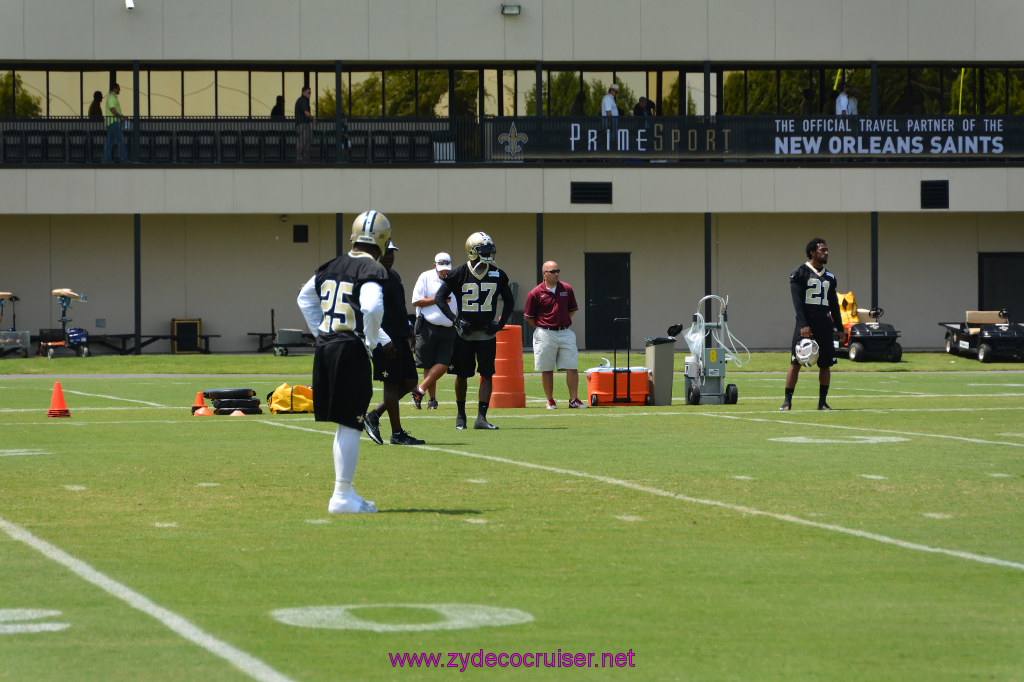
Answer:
[
  {"xmin": 350, "ymin": 210, "xmax": 391, "ymax": 257},
  {"xmin": 466, "ymin": 232, "xmax": 496, "ymax": 263},
  {"xmin": 794, "ymin": 338, "xmax": 820, "ymax": 367}
]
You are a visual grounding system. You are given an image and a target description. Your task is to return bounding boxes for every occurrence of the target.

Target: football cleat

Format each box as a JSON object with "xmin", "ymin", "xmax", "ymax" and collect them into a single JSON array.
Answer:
[
  {"xmin": 455, "ymin": 415, "xmax": 467, "ymax": 430},
  {"xmin": 779, "ymin": 402, "xmax": 792, "ymax": 411},
  {"xmin": 426, "ymin": 398, "xmax": 439, "ymax": 410},
  {"xmin": 411, "ymin": 386, "xmax": 424, "ymax": 409},
  {"xmin": 474, "ymin": 417, "xmax": 499, "ymax": 430},
  {"xmin": 362, "ymin": 411, "xmax": 383, "ymax": 445},
  {"xmin": 568, "ymin": 398, "xmax": 588, "ymax": 409},
  {"xmin": 546, "ymin": 400, "xmax": 557, "ymax": 409},
  {"xmin": 794, "ymin": 338, "xmax": 820, "ymax": 367},
  {"xmin": 328, "ymin": 490, "xmax": 377, "ymax": 514},
  {"xmin": 390, "ymin": 429, "xmax": 425, "ymax": 445},
  {"xmin": 350, "ymin": 210, "xmax": 391, "ymax": 258},
  {"xmin": 817, "ymin": 403, "xmax": 833, "ymax": 411},
  {"xmin": 465, "ymin": 232, "xmax": 496, "ymax": 263}
]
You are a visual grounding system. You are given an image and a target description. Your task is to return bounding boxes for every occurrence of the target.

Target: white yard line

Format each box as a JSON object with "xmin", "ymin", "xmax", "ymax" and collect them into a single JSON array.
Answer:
[
  {"xmin": 59, "ymin": 389, "xmax": 166, "ymax": 407},
  {"xmin": 259, "ymin": 421, "xmax": 1024, "ymax": 573},
  {"xmin": 702, "ymin": 413, "xmax": 1024, "ymax": 449},
  {"xmin": 0, "ymin": 516, "xmax": 296, "ymax": 682}
]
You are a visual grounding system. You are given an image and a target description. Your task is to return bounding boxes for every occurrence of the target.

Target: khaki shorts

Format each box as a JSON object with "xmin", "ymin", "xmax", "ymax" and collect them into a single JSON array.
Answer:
[{"xmin": 532, "ymin": 327, "xmax": 578, "ymax": 372}]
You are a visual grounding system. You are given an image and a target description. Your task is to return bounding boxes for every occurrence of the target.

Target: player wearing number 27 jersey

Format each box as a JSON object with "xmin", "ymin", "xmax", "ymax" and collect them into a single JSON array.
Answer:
[{"xmin": 432, "ymin": 231, "xmax": 515, "ymax": 431}]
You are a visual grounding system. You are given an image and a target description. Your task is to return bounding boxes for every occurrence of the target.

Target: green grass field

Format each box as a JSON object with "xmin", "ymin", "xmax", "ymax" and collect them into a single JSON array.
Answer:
[{"xmin": 1, "ymin": 354, "xmax": 1023, "ymax": 681}]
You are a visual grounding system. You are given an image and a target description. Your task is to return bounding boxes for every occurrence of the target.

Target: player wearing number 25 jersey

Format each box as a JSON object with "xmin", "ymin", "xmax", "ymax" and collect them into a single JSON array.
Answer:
[
  {"xmin": 781, "ymin": 237, "xmax": 843, "ymax": 412},
  {"xmin": 297, "ymin": 210, "xmax": 391, "ymax": 514},
  {"xmin": 432, "ymin": 231, "xmax": 515, "ymax": 430}
]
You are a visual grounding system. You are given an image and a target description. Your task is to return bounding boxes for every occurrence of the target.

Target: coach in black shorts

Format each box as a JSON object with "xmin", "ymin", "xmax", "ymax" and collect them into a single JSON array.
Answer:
[
  {"xmin": 433, "ymin": 231, "xmax": 515, "ymax": 431},
  {"xmin": 781, "ymin": 237, "xmax": 843, "ymax": 411},
  {"xmin": 297, "ymin": 210, "xmax": 391, "ymax": 514},
  {"xmin": 363, "ymin": 240, "xmax": 424, "ymax": 446}
]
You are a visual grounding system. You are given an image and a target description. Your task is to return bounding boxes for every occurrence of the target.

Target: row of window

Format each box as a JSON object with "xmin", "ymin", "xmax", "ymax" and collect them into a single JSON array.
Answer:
[{"xmin": 3, "ymin": 65, "xmax": 1023, "ymax": 119}]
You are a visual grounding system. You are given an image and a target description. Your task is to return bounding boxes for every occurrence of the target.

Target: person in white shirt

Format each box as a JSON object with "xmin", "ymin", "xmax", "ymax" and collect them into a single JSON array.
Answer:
[
  {"xmin": 409, "ymin": 252, "xmax": 457, "ymax": 409},
  {"xmin": 848, "ymin": 88, "xmax": 860, "ymax": 115},
  {"xmin": 602, "ymin": 83, "xmax": 620, "ymax": 130},
  {"xmin": 835, "ymin": 83, "xmax": 850, "ymax": 116}
]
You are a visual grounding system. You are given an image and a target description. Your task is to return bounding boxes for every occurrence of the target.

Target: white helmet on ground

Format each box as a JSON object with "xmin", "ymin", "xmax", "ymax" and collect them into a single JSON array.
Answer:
[
  {"xmin": 351, "ymin": 210, "xmax": 391, "ymax": 257},
  {"xmin": 466, "ymin": 232, "xmax": 496, "ymax": 263},
  {"xmin": 794, "ymin": 338, "xmax": 820, "ymax": 367}
]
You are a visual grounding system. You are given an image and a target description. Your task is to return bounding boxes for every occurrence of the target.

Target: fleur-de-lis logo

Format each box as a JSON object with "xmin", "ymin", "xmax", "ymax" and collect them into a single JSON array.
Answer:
[{"xmin": 498, "ymin": 121, "xmax": 528, "ymax": 157}]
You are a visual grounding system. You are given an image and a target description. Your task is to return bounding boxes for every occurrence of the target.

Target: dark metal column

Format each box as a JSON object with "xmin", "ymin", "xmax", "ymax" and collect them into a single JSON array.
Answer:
[
  {"xmin": 870, "ymin": 61, "xmax": 879, "ymax": 116},
  {"xmin": 871, "ymin": 212, "xmax": 879, "ymax": 309},
  {"xmin": 535, "ymin": 62, "xmax": 543, "ymax": 116},
  {"xmin": 536, "ymin": 213, "xmax": 544, "ymax": 281},
  {"xmin": 704, "ymin": 212, "xmax": 713, "ymax": 322},
  {"xmin": 133, "ymin": 214, "xmax": 142, "ymax": 354},
  {"xmin": 132, "ymin": 61, "xmax": 140, "ymax": 162},
  {"xmin": 336, "ymin": 214, "xmax": 345, "ymax": 258},
  {"xmin": 334, "ymin": 61, "xmax": 343, "ymax": 162},
  {"xmin": 703, "ymin": 62, "xmax": 711, "ymax": 116}
]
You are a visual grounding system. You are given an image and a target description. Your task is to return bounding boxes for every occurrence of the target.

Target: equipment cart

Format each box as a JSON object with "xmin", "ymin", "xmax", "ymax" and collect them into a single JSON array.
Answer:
[
  {"xmin": 939, "ymin": 309, "xmax": 1024, "ymax": 363},
  {"xmin": 40, "ymin": 288, "xmax": 90, "ymax": 358},
  {"xmin": 834, "ymin": 292, "xmax": 902, "ymax": 362},
  {"xmin": 0, "ymin": 293, "xmax": 28, "ymax": 358}
]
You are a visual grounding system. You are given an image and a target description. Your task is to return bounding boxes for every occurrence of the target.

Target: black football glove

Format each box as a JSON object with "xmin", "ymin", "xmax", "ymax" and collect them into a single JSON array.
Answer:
[
  {"xmin": 454, "ymin": 318, "xmax": 472, "ymax": 337},
  {"xmin": 484, "ymin": 321, "xmax": 504, "ymax": 336}
]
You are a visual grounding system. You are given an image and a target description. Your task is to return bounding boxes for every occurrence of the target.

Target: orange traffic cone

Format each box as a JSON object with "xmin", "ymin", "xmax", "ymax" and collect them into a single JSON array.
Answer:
[
  {"xmin": 191, "ymin": 391, "xmax": 206, "ymax": 414},
  {"xmin": 47, "ymin": 381, "xmax": 71, "ymax": 418},
  {"xmin": 193, "ymin": 406, "xmax": 213, "ymax": 416}
]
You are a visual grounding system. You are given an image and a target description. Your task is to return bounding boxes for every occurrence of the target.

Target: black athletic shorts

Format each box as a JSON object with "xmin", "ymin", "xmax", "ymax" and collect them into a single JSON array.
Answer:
[
  {"xmin": 790, "ymin": 319, "xmax": 838, "ymax": 368},
  {"xmin": 372, "ymin": 337, "xmax": 418, "ymax": 384},
  {"xmin": 313, "ymin": 339, "xmax": 373, "ymax": 429},
  {"xmin": 450, "ymin": 335, "xmax": 497, "ymax": 378},
  {"xmin": 415, "ymin": 319, "xmax": 455, "ymax": 368}
]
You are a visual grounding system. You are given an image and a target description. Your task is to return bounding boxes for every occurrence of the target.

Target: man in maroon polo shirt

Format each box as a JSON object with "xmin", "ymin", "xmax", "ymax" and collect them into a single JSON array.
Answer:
[{"xmin": 523, "ymin": 260, "xmax": 587, "ymax": 409}]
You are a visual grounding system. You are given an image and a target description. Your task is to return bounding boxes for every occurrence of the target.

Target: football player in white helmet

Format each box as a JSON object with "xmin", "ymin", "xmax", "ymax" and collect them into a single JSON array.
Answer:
[
  {"xmin": 431, "ymin": 231, "xmax": 515, "ymax": 430},
  {"xmin": 296, "ymin": 209, "xmax": 392, "ymax": 513},
  {"xmin": 781, "ymin": 238, "xmax": 843, "ymax": 411}
]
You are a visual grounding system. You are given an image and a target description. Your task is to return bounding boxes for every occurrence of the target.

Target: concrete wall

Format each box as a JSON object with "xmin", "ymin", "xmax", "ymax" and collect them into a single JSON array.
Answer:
[
  {"xmin": 5, "ymin": 167, "xmax": 1024, "ymax": 215},
  {"xmin": 2, "ymin": 210, "xmax": 1011, "ymax": 353},
  {"xmin": 1, "ymin": 0, "xmax": 1021, "ymax": 63}
]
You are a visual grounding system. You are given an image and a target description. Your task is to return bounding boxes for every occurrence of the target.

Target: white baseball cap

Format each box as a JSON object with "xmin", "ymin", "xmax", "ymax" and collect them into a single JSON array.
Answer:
[{"xmin": 434, "ymin": 252, "xmax": 452, "ymax": 266}]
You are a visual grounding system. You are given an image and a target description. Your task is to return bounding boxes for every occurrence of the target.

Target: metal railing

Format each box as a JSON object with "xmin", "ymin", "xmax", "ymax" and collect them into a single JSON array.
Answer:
[{"xmin": 2, "ymin": 115, "xmax": 1022, "ymax": 165}]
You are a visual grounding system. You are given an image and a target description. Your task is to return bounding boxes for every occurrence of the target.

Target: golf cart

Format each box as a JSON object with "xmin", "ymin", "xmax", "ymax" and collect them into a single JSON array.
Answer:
[
  {"xmin": 835, "ymin": 291, "xmax": 902, "ymax": 362},
  {"xmin": 938, "ymin": 309, "xmax": 1024, "ymax": 363}
]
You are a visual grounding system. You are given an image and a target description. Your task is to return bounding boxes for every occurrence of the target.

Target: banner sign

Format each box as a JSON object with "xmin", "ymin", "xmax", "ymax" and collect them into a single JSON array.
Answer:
[{"xmin": 486, "ymin": 116, "xmax": 1022, "ymax": 161}]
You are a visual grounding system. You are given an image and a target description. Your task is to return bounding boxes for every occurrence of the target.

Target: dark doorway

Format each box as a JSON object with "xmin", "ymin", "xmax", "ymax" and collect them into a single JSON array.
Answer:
[
  {"xmin": 585, "ymin": 252, "xmax": 630, "ymax": 349},
  {"xmin": 979, "ymin": 253, "xmax": 1024, "ymax": 320}
]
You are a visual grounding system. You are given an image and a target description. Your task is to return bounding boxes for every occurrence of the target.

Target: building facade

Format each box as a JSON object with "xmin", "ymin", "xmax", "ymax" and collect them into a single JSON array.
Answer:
[{"xmin": 1, "ymin": 0, "xmax": 1022, "ymax": 353}]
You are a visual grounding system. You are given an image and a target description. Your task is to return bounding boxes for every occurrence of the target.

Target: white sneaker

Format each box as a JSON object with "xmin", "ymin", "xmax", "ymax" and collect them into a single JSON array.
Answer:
[
  {"xmin": 328, "ymin": 490, "xmax": 378, "ymax": 514},
  {"xmin": 546, "ymin": 399, "xmax": 557, "ymax": 409},
  {"xmin": 568, "ymin": 398, "xmax": 589, "ymax": 409}
]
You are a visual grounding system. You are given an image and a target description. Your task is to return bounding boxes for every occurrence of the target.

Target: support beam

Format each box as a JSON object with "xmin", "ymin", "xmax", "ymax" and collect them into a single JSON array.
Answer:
[
  {"xmin": 133, "ymin": 214, "xmax": 141, "ymax": 355},
  {"xmin": 536, "ymin": 213, "xmax": 544, "ymax": 282},
  {"xmin": 336, "ymin": 214, "xmax": 345, "ymax": 258},
  {"xmin": 871, "ymin": 212, "xmax": 879, "ymax": 309}
]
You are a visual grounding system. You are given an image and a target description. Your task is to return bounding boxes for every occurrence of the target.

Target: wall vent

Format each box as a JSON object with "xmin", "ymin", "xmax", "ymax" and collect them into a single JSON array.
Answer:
[{"xmin": 571, "ymin": 181, "xmax": 613, "ymax": 204}]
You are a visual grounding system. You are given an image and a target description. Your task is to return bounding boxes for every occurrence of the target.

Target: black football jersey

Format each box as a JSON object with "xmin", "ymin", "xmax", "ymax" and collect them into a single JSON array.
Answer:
[
  {"xmin": 789, "ymin": 263, "xmax": 842, "ymax": 330},
  {"xmin": 313, "ymin": 251, "xmax": 388, "ymax": 344},
  {"xmin": 380, "ymin": 268, "xmax": 411, "ymax": 339},
  {"xmin": 436, "ymin": 261, "xmax": 515, "ymax": 331}
]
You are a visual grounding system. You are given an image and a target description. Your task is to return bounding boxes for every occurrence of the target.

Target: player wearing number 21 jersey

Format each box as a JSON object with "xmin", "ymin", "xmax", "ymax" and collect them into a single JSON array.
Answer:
[{"xmin": 781, "ymin": 237, "xmax": 843, "ymax": 412}]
